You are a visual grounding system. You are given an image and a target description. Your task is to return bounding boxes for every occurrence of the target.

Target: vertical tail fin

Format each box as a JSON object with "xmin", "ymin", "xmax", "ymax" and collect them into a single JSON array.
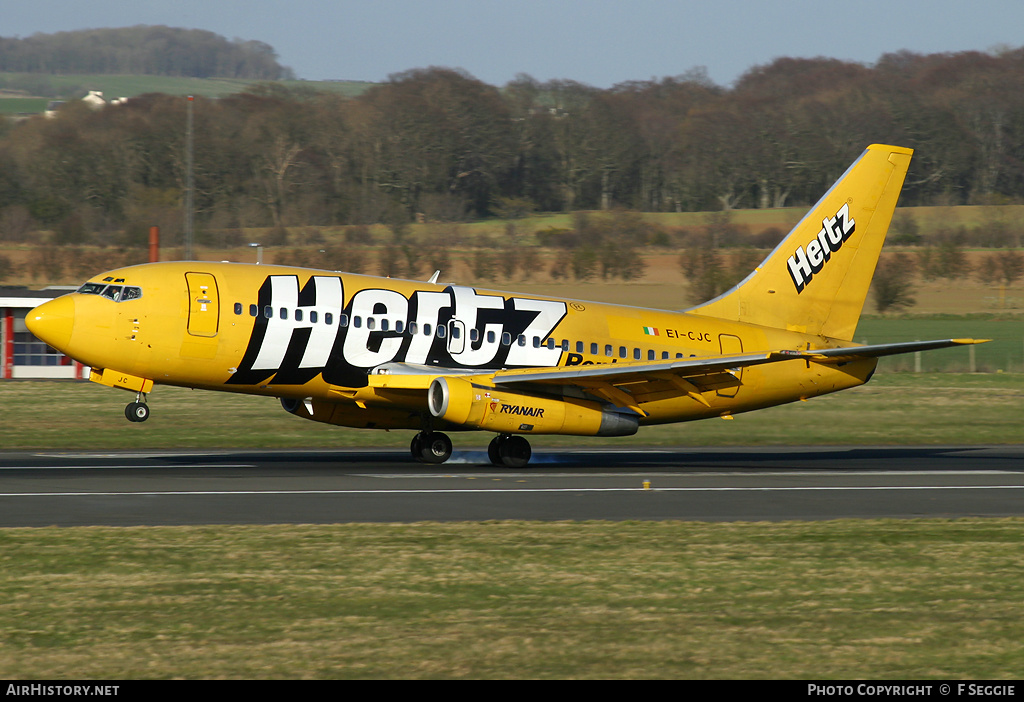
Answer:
[{"xmin": 688, "ymin": 144, "xmax": 913, "ymax": 341}]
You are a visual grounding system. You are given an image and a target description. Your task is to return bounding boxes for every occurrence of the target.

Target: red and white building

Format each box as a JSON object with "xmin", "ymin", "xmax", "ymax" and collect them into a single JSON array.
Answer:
[{"xmin": 1, "ymin": 287, "xmax": 87, "ymax": 379}]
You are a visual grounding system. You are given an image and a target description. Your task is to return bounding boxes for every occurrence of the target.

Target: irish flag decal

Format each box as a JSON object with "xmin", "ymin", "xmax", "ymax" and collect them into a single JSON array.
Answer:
[{"xmin": 643, "ymin": 326, "xmax": 659, "ymax": 336}]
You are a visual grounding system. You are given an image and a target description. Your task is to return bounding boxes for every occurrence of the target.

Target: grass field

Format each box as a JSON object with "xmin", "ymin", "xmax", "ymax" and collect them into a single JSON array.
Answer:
[
  {"xmin": 1, "ymin": 519, "xmax": 1022, "ymax": 679},
  {"xmin": 0, "ymin": 96, "xmax": 50, "ymax": 114},
  {"xmin": 1, "ymin": 373, "xmax": 1022, "ymax": 450}
]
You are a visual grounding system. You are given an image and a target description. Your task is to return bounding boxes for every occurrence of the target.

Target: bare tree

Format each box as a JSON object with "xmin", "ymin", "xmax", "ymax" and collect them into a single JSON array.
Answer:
[{"xmin": 872, "ymin": 254, "xmax": 917, "ymax": 314}]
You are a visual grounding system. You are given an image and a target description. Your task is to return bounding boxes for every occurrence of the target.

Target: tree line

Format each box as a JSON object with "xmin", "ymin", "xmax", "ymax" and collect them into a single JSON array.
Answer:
[
  {"xmin": 1, "ymin": 48, "xmax": 1024, "ymax": 245},
  {"xmin": 0, "ymin": 26, "xmax": 292, "ymax": 79}
]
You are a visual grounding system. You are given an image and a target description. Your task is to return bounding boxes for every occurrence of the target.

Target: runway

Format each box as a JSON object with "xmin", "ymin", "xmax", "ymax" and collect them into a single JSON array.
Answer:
[{"xmin": 1, "ymin": 445, "xmax": 1023, "ymax": 527}]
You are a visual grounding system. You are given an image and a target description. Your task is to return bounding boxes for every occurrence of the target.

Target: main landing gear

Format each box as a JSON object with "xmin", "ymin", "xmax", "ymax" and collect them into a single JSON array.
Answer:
[
  {"xmin": 409, "ymin": 431, "xmax": 532, "ymax": 467},
  {"xmin": 488, "ymin": 434, "xmax": 531, "ymax": 468},
  {"xmin": 124, "ymin": 392, "xmax": 150, "ymax": 422},
  {"xmin": 410, "ymin": 431, "xmax": 453, "ymax": 464}
]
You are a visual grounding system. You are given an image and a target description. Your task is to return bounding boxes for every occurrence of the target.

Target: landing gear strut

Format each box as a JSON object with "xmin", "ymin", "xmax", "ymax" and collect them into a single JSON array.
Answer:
[{"xmin": 124, "ymin": 392, "xmax": 150, "ymax": 422}]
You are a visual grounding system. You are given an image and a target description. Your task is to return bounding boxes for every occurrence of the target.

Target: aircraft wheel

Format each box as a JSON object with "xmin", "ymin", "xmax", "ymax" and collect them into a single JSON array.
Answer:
[
  {"xmin": 487, "ymin": 435, "xmax": 504, "ymax": 466},
  {"xmin": 410, "ymin": 433, "xmax": 424, "ymax": 462},
  {"xmin": 498, "ymin": 435, "xmax": 531, "ymax": 468},
  {"xmin": 419, "ymin": 432, "xmax": 453, "ymax": 464},
  {"xmin": 125, "ymin": 402, "xmax": 150, "ymax": 423}
]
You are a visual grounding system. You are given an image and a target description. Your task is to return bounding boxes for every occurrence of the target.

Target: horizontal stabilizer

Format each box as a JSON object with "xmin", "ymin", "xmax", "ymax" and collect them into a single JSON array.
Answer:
[{"xmin": 801, "ymin": 338, "xmax": 989, "ymax": 363}]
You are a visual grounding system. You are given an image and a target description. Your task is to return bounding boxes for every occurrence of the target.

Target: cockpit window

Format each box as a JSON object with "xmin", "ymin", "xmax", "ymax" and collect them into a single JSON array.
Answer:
[{"xmin": 77, "ymin": 283, "xmax": 142, "ymax": 302}]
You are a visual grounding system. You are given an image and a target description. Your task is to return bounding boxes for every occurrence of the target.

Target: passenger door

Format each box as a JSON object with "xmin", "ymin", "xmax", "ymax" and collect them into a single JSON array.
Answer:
[{"xmin": 185, "ymin": 272, "xmax": 220, "ymax": 338}]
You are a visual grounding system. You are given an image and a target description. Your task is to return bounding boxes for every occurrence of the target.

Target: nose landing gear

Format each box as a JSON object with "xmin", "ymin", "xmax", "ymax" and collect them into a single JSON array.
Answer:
[{"xmin": 124, "ymin": 392, "xmax": 150, "ymax": 422}]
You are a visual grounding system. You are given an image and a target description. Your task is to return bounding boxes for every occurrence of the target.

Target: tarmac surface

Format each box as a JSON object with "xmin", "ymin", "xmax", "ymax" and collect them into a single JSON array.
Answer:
[{"xmin": 1, "ymin": 445, "xmax": 1023, "ymax": 527}]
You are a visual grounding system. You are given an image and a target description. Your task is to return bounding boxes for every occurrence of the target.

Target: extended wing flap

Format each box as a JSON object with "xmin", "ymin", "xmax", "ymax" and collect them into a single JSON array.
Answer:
[{"xmin": 362, "ymin": 339, "xmax": 987, "ymax": 416}]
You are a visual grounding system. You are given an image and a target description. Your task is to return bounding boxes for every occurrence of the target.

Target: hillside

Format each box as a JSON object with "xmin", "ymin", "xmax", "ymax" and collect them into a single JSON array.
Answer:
[
  {"xmin": 0, "ymin": 26, "xmax": 291, "ymax": 79},
  {"xmin": 0, "ymin": 73, "xmax": 372, "ymax": 108}
]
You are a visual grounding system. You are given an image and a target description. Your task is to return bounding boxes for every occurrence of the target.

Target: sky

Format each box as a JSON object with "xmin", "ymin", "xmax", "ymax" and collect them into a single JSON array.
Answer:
[{"xmin": 6, "ymin": 0, "xmax": 1024, "ymax": 88}]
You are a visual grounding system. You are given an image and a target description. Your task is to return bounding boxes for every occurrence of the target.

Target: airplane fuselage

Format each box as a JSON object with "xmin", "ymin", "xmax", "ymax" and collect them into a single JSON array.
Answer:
[{"xmin": 56, "ymin": 261, "xmax": 874, "ymax": 432}]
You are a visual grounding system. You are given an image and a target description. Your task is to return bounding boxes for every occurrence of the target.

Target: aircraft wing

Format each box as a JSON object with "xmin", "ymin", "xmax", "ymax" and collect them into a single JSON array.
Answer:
[
  {"xmin": 368, "ymin": 353, "xmax": 787, "ymax": 414},
  {"xmin": 487, "ymin": 351, "xmax": 795, "ymax": 414},
  {"xmin": 487, "ymin": 338, "xmax": 988, "ymax": 415},
  {"xmin": 369, "ymin": 338, "xmax": 987, "ymax": 416}
]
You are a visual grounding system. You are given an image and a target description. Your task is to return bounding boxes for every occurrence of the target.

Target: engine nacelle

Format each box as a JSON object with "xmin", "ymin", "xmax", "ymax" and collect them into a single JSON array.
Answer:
[{"xmin": 428, "ymin": 376, "xmax": 638, "ymax": 436}]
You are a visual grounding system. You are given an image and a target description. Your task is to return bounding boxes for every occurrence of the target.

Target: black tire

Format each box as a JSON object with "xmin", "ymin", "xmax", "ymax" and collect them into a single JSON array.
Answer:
[
  {"xmin": 410, "ymin": 433, "xmax": 424, "ymax": 462},
  {"xmin": 498, "ymin": 435, "xmax": 531, "ymax": 468},
  {"xmin": 487, "ymin": 436, "xmax": 503, "ymax": 466},
  {"xmin": 419, "ymin": 432, "xmax": 453, "ymax": 464},
  {"xmin": 125, "ymin": 402, "xmax": 150, "ymax": 423}
]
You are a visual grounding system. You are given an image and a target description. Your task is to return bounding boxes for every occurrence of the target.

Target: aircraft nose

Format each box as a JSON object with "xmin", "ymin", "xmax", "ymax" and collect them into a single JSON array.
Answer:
[{"xmin": 26, "ymin": 295, "xmax": 76, "ymax": 352}]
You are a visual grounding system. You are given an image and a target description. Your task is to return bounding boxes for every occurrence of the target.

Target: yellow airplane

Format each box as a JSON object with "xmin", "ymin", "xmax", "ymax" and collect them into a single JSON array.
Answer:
[{"xmin": 28, "ymin": 144, "xmax": 985, "ymax": 466}]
